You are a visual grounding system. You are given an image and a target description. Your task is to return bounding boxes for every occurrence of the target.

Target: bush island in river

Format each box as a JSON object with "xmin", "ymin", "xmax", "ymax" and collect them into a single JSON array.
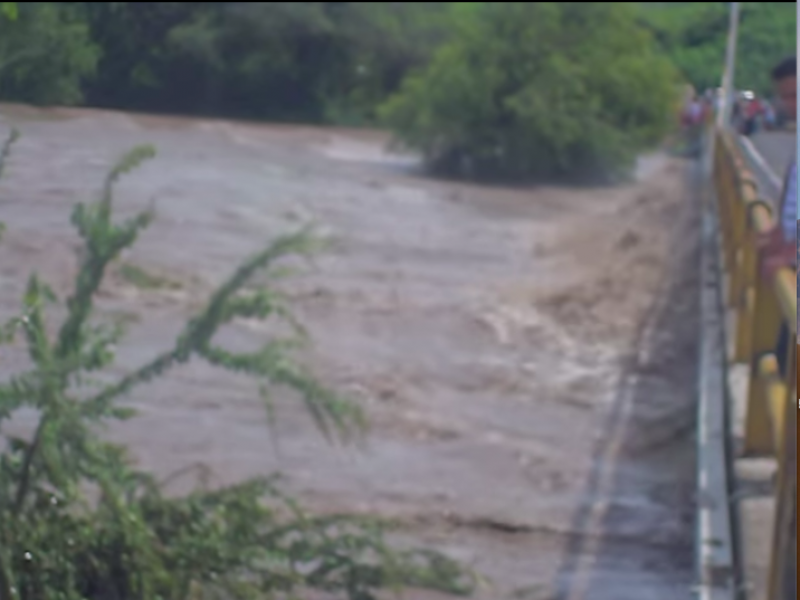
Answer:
[
  {"xmin": 0, "ymin": 131, "xmax": 473, "ymax": 600},
  {"xmin": 379, "ymin": 2, "xmax": 679, "ymax": 183}
]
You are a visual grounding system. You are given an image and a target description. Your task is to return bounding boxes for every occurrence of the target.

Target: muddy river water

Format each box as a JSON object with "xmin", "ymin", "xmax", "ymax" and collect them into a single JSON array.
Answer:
[{"xmin": 0, "ymin": 105, "xmax": 698, "ymax": 600}]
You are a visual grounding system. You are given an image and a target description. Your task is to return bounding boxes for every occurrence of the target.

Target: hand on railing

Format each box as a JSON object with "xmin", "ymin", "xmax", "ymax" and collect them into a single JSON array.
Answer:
[{"xmin": 756, "ymin": 227, "xmax": 796, "ymax": 281}]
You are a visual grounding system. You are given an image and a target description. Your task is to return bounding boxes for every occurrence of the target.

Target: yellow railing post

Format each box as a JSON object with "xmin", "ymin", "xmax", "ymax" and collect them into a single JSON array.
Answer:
[
  {"xmin": 765, "ymin": 345, "xmax": 796, "ymax": 600},
  {"xmin": 715, "ymin": 133, "xmax": 736, "ymax": 279},
  {"xmin": 727, "ymin": 170, "xmax": 758, "ymax": 313},
  {"xmin": 741, "ymin": 209, "xmax": 784, "ymax": 456},
  {"xmin": 732, "ymin": 201, "xmax": 764, "ymax": 362}
]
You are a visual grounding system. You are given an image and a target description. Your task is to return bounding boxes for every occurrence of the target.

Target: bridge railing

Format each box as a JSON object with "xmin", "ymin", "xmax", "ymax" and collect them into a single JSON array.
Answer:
[{"xmin": 710, "ymin": 127, "xmax": 796, "ymax": 600}]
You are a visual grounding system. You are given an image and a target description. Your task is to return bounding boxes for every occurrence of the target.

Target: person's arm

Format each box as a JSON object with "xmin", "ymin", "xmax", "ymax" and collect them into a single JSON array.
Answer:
[
  {"xmin": 757, "ymin": 225, "xmax": 790, "ymax": 251},
  {"xmin": 758, "ymin": 230, "xmax": 794, "ymax": 280}
]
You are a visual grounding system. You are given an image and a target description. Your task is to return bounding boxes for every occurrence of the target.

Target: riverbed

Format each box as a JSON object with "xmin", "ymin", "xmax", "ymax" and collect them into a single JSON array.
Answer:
[{"xmin": 0, "ymin": 104, "xmax": 697, "ymax": 600}]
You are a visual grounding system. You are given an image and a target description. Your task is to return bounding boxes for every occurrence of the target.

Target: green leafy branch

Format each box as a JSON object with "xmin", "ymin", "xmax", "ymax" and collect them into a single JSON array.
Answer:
[
  {"xmin": 0, "ymin": 2, "xmax": 16, "ymax": 20},
  {"xmin": 0, "ymin": 134, "xmax": 473, "ymax": 600}
]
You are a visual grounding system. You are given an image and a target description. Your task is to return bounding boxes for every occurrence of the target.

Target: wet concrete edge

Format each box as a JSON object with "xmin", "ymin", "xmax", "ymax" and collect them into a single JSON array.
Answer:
[
  {"xmin": 549, "ymin": 158, "xmax": 701, "ymax": 599},
  {"xmin": 696, "ymin": 144, "xmax": 738, "ymax": 600}
]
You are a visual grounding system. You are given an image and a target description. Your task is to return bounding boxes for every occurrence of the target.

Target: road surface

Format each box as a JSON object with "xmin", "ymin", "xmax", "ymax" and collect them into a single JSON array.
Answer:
[
  {"xmin": 0, "ymin": 104, "xmax": 699, "ymax": 600},
  {"xmin": 740, "ymin": 129, "xmax": 794, "ymax": 201}
]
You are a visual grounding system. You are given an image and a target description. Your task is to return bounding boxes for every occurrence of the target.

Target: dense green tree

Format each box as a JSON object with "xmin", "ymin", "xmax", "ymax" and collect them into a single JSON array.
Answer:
[
  {"xmin": 71, "ymin": 2, "xmax": 207, "ymax": 110},
  {"xmin": 162, "ymin": 2, "xmax": 350, "ymax": 120},
  {"xmin": 379, "ymin": 2, "xmax": 679, "ymax": 182},
  {"xmin": 639, "ymin": 2, "xmax": 797, "ymax": 96},
  {"xmin": 321, "ymin": 2, "xmax": 452, "ymax": 123},
  {"xmin": 0, "ymin": 2, "xmax": 98, "ymax": 105},
  {"xmin": 0, "ymin": 2, "xmax": 17, "ymax": 19},
  {"xmin": 66, "ymin": 2, "xmax": 452, "ymax": 122}
]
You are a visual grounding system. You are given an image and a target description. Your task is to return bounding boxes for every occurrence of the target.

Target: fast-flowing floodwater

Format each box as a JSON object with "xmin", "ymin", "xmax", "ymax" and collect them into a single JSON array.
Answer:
[{"xmin": 0, "ymin": 104, "xmax": 698, "ymax": 600}]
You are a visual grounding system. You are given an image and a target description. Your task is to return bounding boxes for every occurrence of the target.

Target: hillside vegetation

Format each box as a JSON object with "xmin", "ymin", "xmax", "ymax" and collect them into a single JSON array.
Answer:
[{"xmin": 2, "ymin": 2, "xmax": 793, "ymax": 180}]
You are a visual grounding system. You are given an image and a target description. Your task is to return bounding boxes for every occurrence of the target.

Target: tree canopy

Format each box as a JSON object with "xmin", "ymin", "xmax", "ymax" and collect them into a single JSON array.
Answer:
[
  {"xmin": 638, "ymin": 2, "xmax": 797, "ymax": 96},
  {"xmin": 0, "ymin": 2, "xmax": 794, "ymax": 119},
  {"xmin": 0, "ymin": 2, "xmax": 16, "ymax": 19},
  {"xmin": 379, "ymin": 2, "xmax": 679, "ymax": 182}
]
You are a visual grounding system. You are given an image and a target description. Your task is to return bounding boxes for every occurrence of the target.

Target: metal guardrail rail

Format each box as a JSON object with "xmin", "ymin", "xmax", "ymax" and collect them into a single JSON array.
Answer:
[
  {"xmin": 697, "ymin": 159, "xmax": 737, "ymax": 600},
  {"xmin": 708, "ymin": 126, "xmax": 797, "ymax": 600}
]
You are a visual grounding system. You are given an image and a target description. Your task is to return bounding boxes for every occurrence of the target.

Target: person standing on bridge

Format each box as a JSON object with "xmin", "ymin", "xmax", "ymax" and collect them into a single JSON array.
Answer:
[{"xmin": 756, "ymin": 55, "xmax": 796, "ymax": 375}]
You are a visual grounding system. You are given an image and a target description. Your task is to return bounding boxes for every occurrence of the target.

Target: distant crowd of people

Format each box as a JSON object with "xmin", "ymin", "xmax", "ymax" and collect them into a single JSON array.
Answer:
[
  {"xmin": 679, "ymin": 83, "xmax": 791, "ymax": 141},
  {"xmin": 678, "ymin": 57, "xmax": 796, "ymax": 374},
  {"xmin": 679, "ymin": 90, "xmax": 714, "ymax": 154},
  {"xmin": 680, "ymin": 92, "xmax": 713, "ymax": 130},
  {"xmin": 732, "ymin": 93, "xmax": 780, "ymax": 136}
]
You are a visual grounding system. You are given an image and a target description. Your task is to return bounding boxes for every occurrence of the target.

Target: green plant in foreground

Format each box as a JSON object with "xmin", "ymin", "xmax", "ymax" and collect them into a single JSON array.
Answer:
[
  {"xmin": 0, "ymin": 130, "xmax": 473, "ymax": 600},
  {"xmin": 0, "ymin": 2, "xmax": 16, "ymax": 20}
]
